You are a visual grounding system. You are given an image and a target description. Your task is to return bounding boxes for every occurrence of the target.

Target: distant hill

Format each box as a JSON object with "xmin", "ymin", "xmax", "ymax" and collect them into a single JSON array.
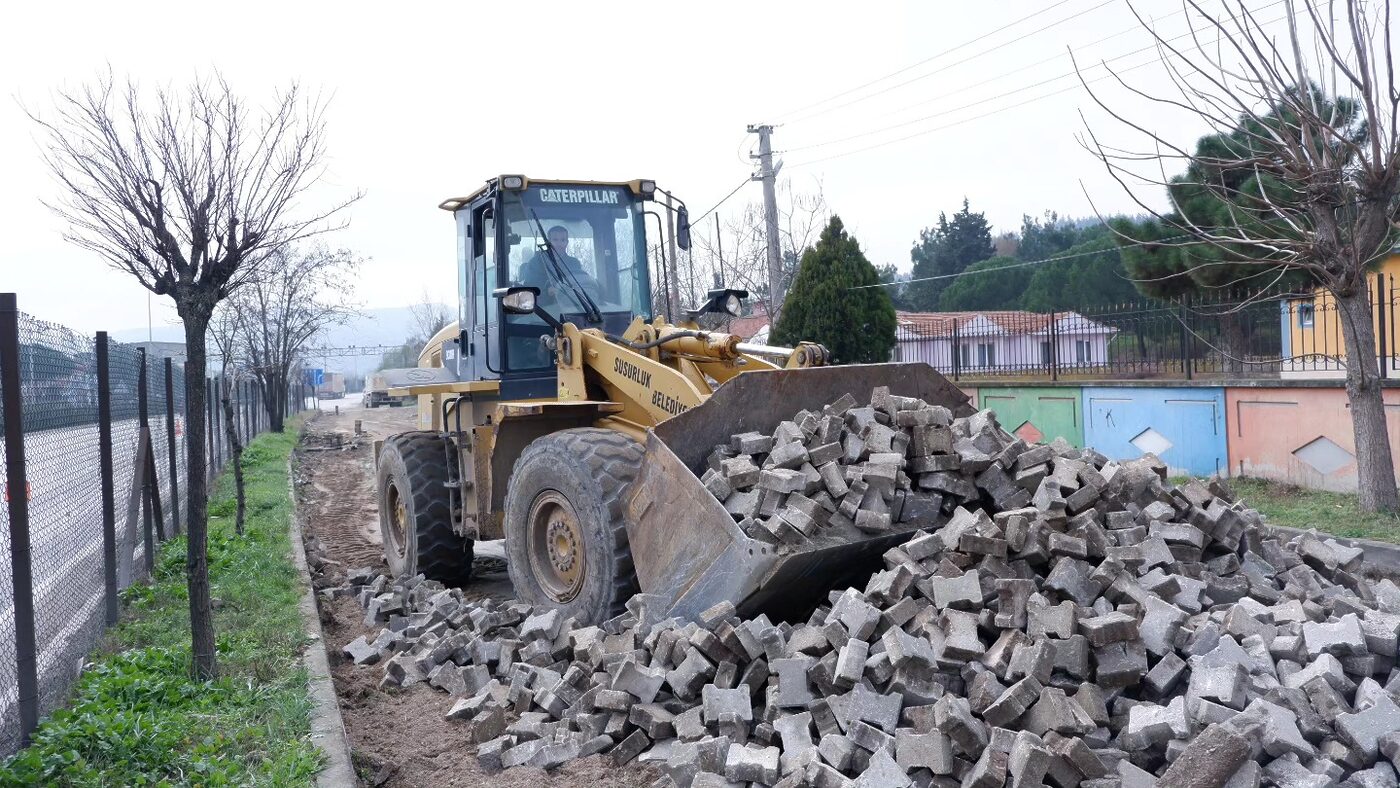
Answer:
[{"xmin": 112, "ymin": 303, "xmax": 452, "ymax": 376}]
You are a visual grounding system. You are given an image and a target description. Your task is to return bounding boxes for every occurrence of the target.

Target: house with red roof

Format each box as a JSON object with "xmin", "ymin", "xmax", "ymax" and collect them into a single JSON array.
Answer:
[{"xmin": 894, "ymin": 310, "xmax": 1118, "ymax": 373}]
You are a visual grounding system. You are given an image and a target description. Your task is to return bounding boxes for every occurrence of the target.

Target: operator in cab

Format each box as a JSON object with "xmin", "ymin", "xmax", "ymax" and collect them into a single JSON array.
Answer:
[{"xmin": 519, "ymin": 225, "xmax": 601, "ymax": 308}]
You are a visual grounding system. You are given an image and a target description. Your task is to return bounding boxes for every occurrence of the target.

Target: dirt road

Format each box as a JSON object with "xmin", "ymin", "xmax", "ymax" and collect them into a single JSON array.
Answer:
[{"xmin": 294, "ymin": 398, "xmax": 656, "ymax": 788}]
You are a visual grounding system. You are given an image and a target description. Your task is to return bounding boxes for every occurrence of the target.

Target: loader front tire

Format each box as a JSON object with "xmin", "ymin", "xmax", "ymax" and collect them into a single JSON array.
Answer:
[
  {"xmin": 377, "ymin": 431, "xmax": 473, "ymax": 585},
  {"xmin": 503, "ymin": 428, "xmax": 643, "ymax": 625}
]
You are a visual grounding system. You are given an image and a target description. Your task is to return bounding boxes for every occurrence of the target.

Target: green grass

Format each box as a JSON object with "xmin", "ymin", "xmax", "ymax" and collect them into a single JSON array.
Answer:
[
  {"xmin": 1231, "ymin": 477, "xmax": 1400, "ymax": 544},
  {"xmin": 0, "ymin": 420, "xmax": 321, "ymax": 787}
]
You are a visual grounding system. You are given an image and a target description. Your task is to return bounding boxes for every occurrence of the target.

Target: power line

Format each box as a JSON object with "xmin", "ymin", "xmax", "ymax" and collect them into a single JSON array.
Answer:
[
  {"xmin": 837, "ymin": 0, "xmax": 1285, "ymax": 131},
  {"xmin": 783, "ymin": 4, "xmax": 1291, "ymax": 156},
  {"xmin": 785, "ymin": 63, "xmax": 1147, "ymax": 170},
  {"xmin": 773, "ymin": 0, "xmax": 1080, "ymax": 123},
  {"xmin": 850, "ymin": 234, "xmax": 1200, "ymax": 291},
  {"xmin": 852, "ymin": 245, "xmax": 1118, "ymax": 290},
  {"xmin": 782, "ymin": 0, "xmax": 1116, "ymax": 127},
  {"xmin": 786, "ymin": 6, "xmax": 1299, "ymax": 173},
  {"xmin": 689, "ymin": 177, "xmax": 752, "ymax": 228}
]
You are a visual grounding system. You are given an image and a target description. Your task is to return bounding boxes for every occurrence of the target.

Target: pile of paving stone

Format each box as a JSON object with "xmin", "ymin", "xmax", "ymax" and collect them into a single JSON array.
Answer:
[
  {"xmin": 699, "ymin": 388, "xmax": 1003, "ymax": 546},
  {"xmin": 335, "ymin": 398, "xmax": 1400, "ymax": 788}
]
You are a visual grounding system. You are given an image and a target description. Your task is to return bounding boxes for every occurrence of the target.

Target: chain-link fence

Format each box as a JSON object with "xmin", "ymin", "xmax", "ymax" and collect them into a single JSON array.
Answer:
[{"xmin": 0, "ymin": 293, "xmax": 312, "ymax": 757}]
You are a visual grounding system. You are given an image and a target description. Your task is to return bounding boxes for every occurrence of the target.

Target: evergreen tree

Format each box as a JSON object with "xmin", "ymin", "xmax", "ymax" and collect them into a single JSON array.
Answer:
[
  {"xmin": 771, "ymin": 215, "xmax": 896, "ymax": 364},
  {"xmin": 938, "ymin": 257, "xmax": 1030, "ymax": 311},
  {"xmin": 1112, "ymin": 99, "xmax": 1334, "ymax": 370},
  {"xmin": 904, "ymin": 199, "xmax": 995, "ymax": 310},
  {"xmin": 1019, "ymin": 229, "xmax": 1138, "ymax": 312},
  {"xmin": 1017, "ymin": 212, "xmax": 1087, "ymax": 262}
]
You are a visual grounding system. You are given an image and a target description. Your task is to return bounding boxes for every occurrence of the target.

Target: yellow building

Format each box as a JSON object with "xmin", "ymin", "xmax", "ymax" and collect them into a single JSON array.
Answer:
[{"xmin": 1282, "ymin": 252, "xmax": 1399, "ymax": 377}]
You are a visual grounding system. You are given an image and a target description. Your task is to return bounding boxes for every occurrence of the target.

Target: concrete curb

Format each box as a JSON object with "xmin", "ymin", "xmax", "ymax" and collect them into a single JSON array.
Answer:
[
  {"xmin": 287, "ymin": 456, "xmax": 357, "ymax": 788},
  {"xmin": 1267, "ymin": 523, "xmax": 1400, "ymax": 579}
]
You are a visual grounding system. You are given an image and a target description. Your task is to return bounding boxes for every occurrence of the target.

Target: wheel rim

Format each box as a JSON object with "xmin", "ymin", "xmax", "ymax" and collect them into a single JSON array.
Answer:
[
  {"xmin": 526, "ymin": 490, "xmax": 586, "ymax": 602},
  {"xmin": 386, "ymin": 482, "xmax": 408, "ymax": 561}
]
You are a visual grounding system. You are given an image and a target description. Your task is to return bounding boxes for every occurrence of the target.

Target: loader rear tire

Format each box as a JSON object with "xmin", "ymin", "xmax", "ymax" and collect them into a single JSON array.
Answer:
[
  {"xmin": 377, "ymin": 431, "xmax": 473, "ymax": 585},
  {"xmin": 503, "ymin": 428, "xmax": 643, "ymax": 625}
]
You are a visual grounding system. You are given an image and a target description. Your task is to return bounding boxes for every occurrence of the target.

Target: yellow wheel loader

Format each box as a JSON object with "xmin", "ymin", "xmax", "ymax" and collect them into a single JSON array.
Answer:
[{"xmin": 376, "ymin": 175, "xmax": 971, "ymax": 625}]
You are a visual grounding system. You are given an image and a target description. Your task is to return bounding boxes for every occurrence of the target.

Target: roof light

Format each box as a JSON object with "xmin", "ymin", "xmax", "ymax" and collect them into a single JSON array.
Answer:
[
  {"xmin": 439, "ymin": 199, "xmax": 464, "ymax": 211},
  {"xmin": 639, "ymin": 180, "xmax": 656, "ymax": 198},
  {"xmin": 501, "ymin": 175, "xmax": 526, "ymax": 190}
]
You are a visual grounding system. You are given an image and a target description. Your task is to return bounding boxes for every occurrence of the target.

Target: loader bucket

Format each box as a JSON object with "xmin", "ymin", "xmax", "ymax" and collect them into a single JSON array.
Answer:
[{"xmin": 622, "ymin": 362, "xmax": 975, "ymax": 622}]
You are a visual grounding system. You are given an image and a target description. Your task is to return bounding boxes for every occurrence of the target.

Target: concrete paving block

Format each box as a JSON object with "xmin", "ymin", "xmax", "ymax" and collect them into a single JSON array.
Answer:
[
  {"xmin": 939, "ymin": 609, "xmax": 986, "ymax": 662},
  {"xmin": 1240, "ymin": 698, "xmax": 1316, "ymax": 759},
  {"xmin": 343, "ymin": 635, "xmax": 382, "ymax": 665},
  {"xmin": 1188, "ymin": 661, "xmax": 1248, "ymax": 711},
  {"xmin": 1337, "ymin": 694, "xmax": 1400, "ymax": 761},
  {"xmin": 928, "ymin": 570, "xmax": 982, "ymax": 610},
  {"xmin": 934, "ymin": 695, "xmax": 988, "ymax": 756},
  {"xmin": 1124, "ymin": 696, "xmax": 1188, "ymax": 748},
  {"xmin": 1007, "ymin": 730, "xmax": 1051, "ymax": 788},
  {"xmin": 1155, "ymin": 722, "xmax": 1252, "ymax": 788},
  {"xmin": 725, "ymin": 743, "xmax": 780, "ymax": 785},
  {"xmin": 895, "ymin": 729, "xmax": 953, "ymax": 774},
  {"xmin": 613, "ymin": 659, "xmax": 668, "ymax": 703},
  {"xmin": 983, "ymin": 676, "xmax": 1043, "ymax": 727},
  {"xmin": 853, "ymin": 748, "xmax": 911, "ymax": 788},
  {"xmin": 833, "ymin": 639, "xmax": 870, "ymax": 690},
  {"xmin": 1143, "ymin": 652, "xmax": 1188, "ymax": 698},
  {"xmin": 1302, "ymin": 613, "xmax": 1369, "ymax": 659},
  {"xmin": 1006, "ymin": 638, "xmax": 1054, "ymax": 684},
  {"xmin": 702, "ymin": 684, "xmax": 753, "ymax": 726}
]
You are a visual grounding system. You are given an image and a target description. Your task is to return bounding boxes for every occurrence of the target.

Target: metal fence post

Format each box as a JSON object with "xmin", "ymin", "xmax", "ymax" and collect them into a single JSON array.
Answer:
[
  {"xmin": 96, "ymin": 332, "xmax": 118, "ymax": 626},
  {"xmin": 1, "ymin": 293, "xmax": 39, "ymax": 744},
  {"xmin": 1178, "ymin": 299, "xmax": 1193, "ymax": 380},
  {"xmin": 206, "ymin": 377, "xmax": 216, "ymax": 477},
  {"xmin": 137, "ymin": 350, "xmax": 154, "ymax": 570},
  {"xmin": 1377, "ymin": 272, "xmax": 1388, "ymax": 380},
  {"xmin": 1049, "ymin": 311, "xmax": 1059, "ymax": 382},
  {"xmin": 951, "ymin": 322, "xmax": 961, "ymax": 381},
  {"xmin": 164, "ymin": 357, "xmax": 180, "ymax": 534}
]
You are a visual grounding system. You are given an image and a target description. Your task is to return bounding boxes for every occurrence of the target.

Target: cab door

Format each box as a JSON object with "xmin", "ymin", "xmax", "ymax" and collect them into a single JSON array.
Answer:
[{"xmin": 463, "ymin": 199, "xmax": 500, "ymax": 382}]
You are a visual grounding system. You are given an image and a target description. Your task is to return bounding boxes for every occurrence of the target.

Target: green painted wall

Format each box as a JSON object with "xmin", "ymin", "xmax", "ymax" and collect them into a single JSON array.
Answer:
[{"xmin": 979, "ymin": 386, "xmax": 1085, "ymax": 447}]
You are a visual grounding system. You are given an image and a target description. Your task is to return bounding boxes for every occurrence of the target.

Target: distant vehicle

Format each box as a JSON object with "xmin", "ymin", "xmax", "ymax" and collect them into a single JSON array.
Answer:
[
  {"xmin": 362, "ymin": 372, "xmax": 411, "ymax": 408},
  {"xmin": 317, "ymin": 371, "xmax": 347, "ymax": 399}
]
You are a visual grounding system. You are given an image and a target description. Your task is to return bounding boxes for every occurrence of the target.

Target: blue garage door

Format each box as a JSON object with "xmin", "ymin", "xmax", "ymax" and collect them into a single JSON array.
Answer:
[{"xmin": 1083, "ymin": 386, "xmax": 1226, "ymax": 478}]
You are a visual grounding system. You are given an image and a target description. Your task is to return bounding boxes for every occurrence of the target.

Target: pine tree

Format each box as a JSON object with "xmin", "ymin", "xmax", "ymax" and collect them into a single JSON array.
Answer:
[
  {"xmin": 771, "ymin": 216, "xmax": 896, "ymax": 364},
  {"xmin": 904, "ymin": 199, "xmax": 996, "ymax": 311},
  {"xmin": 1112, "ymin": 100, "xmax": 1332, "ymax": 371}
]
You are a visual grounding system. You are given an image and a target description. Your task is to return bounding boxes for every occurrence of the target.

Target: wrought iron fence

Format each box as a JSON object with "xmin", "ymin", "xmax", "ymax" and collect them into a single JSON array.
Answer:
[
  {"xmin": 894, "ymin": 273, "xmax": 1399, "ymax": 382},
  {"xmin": 0, "ymin": 293, "xmax": 313, "ymax": 757}
]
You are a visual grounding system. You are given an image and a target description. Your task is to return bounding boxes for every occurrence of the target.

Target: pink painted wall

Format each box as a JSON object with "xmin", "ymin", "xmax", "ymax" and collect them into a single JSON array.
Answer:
[{"xmin": 1226, "ymin": 387, "xmax": 1400, "ymax": 491}]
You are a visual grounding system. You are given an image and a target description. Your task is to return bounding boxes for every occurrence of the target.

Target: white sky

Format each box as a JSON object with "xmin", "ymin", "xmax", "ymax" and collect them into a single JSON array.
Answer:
[{"xmin": 1, "ymin": 0, "xmax": 1298, "ymax": 336}]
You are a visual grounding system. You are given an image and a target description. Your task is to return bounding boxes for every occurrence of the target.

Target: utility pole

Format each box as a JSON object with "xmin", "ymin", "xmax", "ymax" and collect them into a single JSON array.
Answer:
[{"xmin": 748, "ymin": 123, "xmax": 783, "ymax": 322}]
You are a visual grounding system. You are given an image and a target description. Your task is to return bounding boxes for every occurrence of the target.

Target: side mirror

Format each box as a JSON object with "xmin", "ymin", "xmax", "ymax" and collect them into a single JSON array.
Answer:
[
  {"xmin": 494, "ymin": 286, "xmax": 540, "ymax": 315},
  {"xmin": 676, "ymin": 206, "xmax": 691, "ymax": 251}
]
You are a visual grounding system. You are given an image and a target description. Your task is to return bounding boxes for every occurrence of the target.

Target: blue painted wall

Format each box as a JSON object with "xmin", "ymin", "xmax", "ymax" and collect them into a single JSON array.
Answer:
[{"xmin": 1082, "ymin": 386, "xmax": 1227, "ymax": 477}]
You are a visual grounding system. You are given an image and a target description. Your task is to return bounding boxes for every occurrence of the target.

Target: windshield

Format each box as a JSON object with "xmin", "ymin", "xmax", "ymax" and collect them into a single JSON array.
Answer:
[{"xmin": 502, "ymin": 185, "xmax": 650, "ymax": 320}]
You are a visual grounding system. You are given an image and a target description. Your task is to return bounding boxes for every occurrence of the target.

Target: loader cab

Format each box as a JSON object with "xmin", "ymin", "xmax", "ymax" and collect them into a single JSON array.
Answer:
[{"xmin": 444, "ymin": 177, "xmax": 656, "ymax": 399}]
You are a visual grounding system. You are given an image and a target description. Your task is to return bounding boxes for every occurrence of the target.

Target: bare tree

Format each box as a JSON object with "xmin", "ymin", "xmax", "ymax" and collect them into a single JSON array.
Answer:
[
  {"xmin": 1078, "ymin": 0, "xmax": 1400, "ymax": 511},
  {"xmin": 688, "ymin": 178, "xmax": 830, "ymax": 331},
  {"xmin": 29, "ymin": 72, "xmax": 360, "ymax": 677},
  {"xmin": 409, "ymin": 289, "xmax": 453, "ymax": 347},
  {"xmin": 209, "ymin": 308, "xmax": 247, "ymax": 534},
  {"xmin": 229, "ymin": 245, "xmax": 359, "ymax": 431}
]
